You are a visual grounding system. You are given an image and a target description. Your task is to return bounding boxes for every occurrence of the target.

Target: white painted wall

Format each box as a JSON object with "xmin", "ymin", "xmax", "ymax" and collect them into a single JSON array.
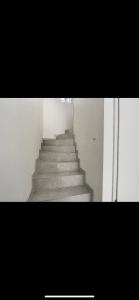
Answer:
[
  {"xmin": 118, "ymin": 98, "xmax": 139, "ymax": 202},
  {"xmin": 0, "ymin": 98, "xmax": 43, "ymax": 202},
  {"xmin": 73, "ymin": 98, "xmax": 104, "ymax": 201},
  {"xmin": 43, "ymin": 98, "xmax": 73, "ymax": 138},
  {"xmin": 102, "ymin": 98, "xmax": 114, "ymax": 202}
]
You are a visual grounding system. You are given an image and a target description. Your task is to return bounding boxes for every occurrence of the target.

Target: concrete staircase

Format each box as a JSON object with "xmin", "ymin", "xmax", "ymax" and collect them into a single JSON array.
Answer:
[{"xmin": 28, "ymin": 131, "xmax": 92, "ymax": 202}]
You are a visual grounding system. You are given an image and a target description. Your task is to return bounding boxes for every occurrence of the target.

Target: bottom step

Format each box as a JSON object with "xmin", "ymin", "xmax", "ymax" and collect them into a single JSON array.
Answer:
[{"xmin": 28, "ymin": 186, "xmax": 92, "ymax": 202}]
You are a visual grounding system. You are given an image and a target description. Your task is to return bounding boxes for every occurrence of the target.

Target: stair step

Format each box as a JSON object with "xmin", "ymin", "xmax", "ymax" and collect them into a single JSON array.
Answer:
[
  {"xmin": 29, "ymin": 185, "xmax": 91, "ymax": 202},
  {"xmin": 39, "ymin": 151, "xmax": 77, "ymax": 162},
  {"xmin": 33, "ymin": 171, "xmax": 84, "ymax": 190},
  {"xmin": 56, "ymin": 133, "xmax": 74, "ymax": 139},
  {"xmin": 42, "ymin": 145, "xmax": 76, "ymax": 153},
  {"xmin": 65, "ymin": 129, "xmax": 72, "ymax": 134},
  {"xmin": 43, "ymin": 139, "xmax": 74, "ymax": 146},
  {"xmin": 36, "ymin": 160, "xmax": 79, "ymax": 173}
]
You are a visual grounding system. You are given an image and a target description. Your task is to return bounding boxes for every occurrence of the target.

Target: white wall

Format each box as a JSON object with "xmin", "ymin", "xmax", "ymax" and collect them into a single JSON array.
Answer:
[
  {"xmin": 43, "ymin": 98, "xmax": 73, "ymax": 138},
  {"xmin": 102, "ymin": 98, "xmax": 114, "ymax": 202},
  {"xmin": 118, "ymin": 98, "xmax": 139, "ymax": 202},
  {"xmin": 73, "ymin": 98, "xmax": 104, "ymax": 201},
  {"xmin": 0, "ymin": 98, "xmax": 43, "ymax": 202}
]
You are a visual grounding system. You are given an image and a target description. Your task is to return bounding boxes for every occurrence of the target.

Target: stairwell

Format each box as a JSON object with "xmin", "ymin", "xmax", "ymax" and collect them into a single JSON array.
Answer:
[{"xmin": 29, "ymin": 131, "xmax": 92, "ymax": 202}]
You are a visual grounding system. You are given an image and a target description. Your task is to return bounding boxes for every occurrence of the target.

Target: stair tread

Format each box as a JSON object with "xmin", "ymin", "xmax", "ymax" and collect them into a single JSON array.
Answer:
[
  {"xmin": 40, "ymin": 149, "xmax": 76, "ymax": 153},
  {"xmin": 33, "ymin": 171, "xmax": 84, "ymax": 178},
  {"xmin": 40, "ymin": 152, "xmax": 76, "ymax": 157},
  {"xmin": 43, "ymin": 138, "xmax": 74, "ymax": 142},
  {"xmin": 41, "ymin": 146, "xmax": 76, "ymax": 153},
  {"xmin": 40, "ymin": 149, "xmax": 77, "ymax": 156},
  {"xmin": 42, "ymin": 144, "xmax": 75, "ymax": 147},
  {"xmin": 37, "ymin": 160, "xmax": 79, "ymax": 164},
  {"xmin": 29, "ymin": 185, "xmax": 91, "ymax": 202},
  {"xmin": 43, "ymin": 139, "xmax": 74, "ymax": 146}
]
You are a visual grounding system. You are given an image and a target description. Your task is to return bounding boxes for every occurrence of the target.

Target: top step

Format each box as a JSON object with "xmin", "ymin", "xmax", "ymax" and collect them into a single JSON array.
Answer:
[
  {"xmin": 56, "ymin": 133, "xmax": 74, "ymax": 140},
  {"xmin": 65, "ymin": 129, "xmax": 72, "ymax": 134}
]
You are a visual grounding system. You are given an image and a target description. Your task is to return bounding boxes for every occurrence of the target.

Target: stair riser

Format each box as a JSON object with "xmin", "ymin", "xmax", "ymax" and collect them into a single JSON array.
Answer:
[
  {"xmin": 42, "ymin": 146, "xmax": 76, "ymax": 153},
  {"xmin": 39, "ymin": 152, "xmax": 77, "ymax": 162},
  {"xmin": 36, "ymin": 162, "xmax": 79, "ymax": 173},
  {"xmin": 33, "ymin": 175, "xmax": 84, "ymax": 190},
  {"xmin": 43, "ymin": 140, "xmax": 74, "ymax": 146}
]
